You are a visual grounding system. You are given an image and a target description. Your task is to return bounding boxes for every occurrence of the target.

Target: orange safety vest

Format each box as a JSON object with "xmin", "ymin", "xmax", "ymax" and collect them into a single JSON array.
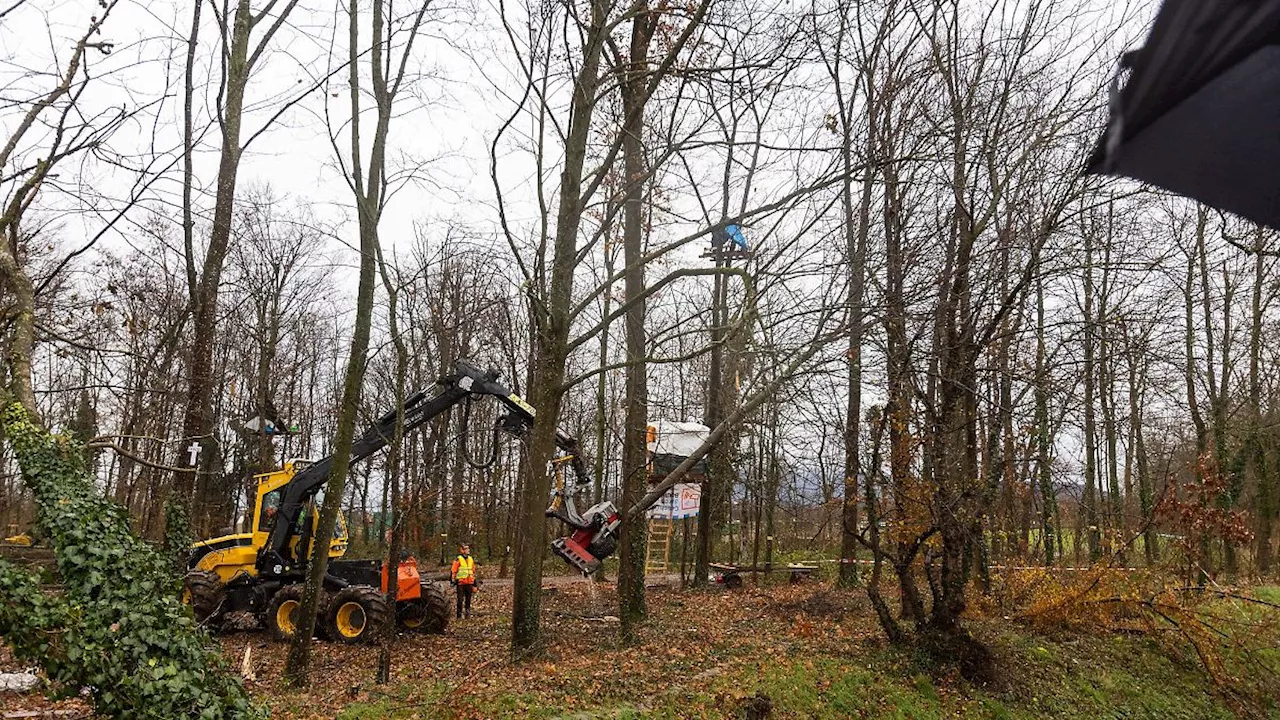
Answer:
[{"xmin": 452, "ymin": 555, "xmax": 475, "ymax": 584}]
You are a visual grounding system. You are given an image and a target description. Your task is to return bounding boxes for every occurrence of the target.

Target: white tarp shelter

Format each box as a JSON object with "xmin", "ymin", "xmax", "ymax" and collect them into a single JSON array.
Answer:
[{"xmin": 646, "ymin": 420, "xmax": 710, "ymax": 457}]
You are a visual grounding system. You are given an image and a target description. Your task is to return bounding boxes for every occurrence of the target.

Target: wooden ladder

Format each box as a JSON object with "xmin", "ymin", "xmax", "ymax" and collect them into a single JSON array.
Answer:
[{"xmin": 645, "ymin": 516, "xmax": 673, "ymax": 576}]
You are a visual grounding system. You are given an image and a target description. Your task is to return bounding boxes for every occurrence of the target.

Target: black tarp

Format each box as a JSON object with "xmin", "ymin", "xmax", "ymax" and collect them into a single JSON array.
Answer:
[{"xmin": 1086, "ymin": 1, "xmax": 1280, "ymax": 229}]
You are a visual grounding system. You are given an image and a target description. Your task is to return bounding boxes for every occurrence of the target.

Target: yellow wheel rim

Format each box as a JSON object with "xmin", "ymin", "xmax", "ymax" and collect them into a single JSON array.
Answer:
[
  {"xmin": 335, "ymin": 601, "xmax": 366, "ymax": 638},
  {"xmin": 276, "ymin": 599, "xmax": 300, "ymax": 637},
  {"xmin": 181, "ymin": 588, "xmax": 192, "ymax": 606}
]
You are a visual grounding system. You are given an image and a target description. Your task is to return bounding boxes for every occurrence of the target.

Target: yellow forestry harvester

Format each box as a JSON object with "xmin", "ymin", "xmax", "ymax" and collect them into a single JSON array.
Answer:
[
  {"xmin": 183, "ymin": 360, "xmax": 622, "ymax": 643},
  {"xmin": 184, "ymin": 458, "xmax": 447, "ymax": 643}
]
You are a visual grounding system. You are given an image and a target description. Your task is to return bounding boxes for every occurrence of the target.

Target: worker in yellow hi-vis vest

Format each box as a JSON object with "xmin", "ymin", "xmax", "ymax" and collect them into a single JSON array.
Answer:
[{"xmin": 450, "ymin": 543, "xmax": 477, "ymax": 619}]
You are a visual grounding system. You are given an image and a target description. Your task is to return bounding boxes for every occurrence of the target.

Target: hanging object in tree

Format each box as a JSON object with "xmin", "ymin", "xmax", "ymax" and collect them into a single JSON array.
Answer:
[
  {"xmin": 1086, "ymin": 0, "xmax": 1280, "ymax": 229},
  {"xmin": 705, "ymin": 221, "xmax": 753, "ymax": 261},
  {"xmin": 712, "ymin": 222, "xmax": 749, "ymax": 250},
  {"xmin": 240, "ymin": 399, "xmax": 298, "ymax": 436},
  {"xmin": 645, "ymin": 420, "xmax": 711, "ymax": 480}
]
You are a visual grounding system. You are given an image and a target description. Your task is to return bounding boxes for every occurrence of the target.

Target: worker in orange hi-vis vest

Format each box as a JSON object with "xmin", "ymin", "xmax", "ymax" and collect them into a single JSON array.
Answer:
[{"xmin": 450, "ymin": 543, "xmax": 477, "ymax": 619}]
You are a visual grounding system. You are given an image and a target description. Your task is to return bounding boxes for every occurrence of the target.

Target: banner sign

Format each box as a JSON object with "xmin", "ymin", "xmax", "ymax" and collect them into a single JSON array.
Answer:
[{"xmin": 647, "ymin": 483, "xmax": 700, "ymax": 519}]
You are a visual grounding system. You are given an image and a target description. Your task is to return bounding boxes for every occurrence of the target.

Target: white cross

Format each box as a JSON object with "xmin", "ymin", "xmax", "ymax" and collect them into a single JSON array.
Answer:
[{"xmin": 187, "ymin": 442, "xmax": 202, "ymax": 466}]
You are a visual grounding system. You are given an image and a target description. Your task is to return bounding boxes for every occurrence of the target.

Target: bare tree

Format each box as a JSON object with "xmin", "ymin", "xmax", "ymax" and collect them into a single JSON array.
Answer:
[
  {"xmin": 492, "ymin": 0, "xmax": 719, "ymax": 656},
  {"xmin": 1, "ymin": 3, "xmax": 127, "ymax": 416},
  {"xmin": 812, "ymin": 0, "xmax": 904, "ymax": 589},
  {"xmin": 174, "ymin": 0, "xmax": 312, "ymax": 544},
  {"xmin": 284, "ymin": 0, "xmax": 434, "ymax": 685},
  {"xmin": 613, "ymin": 0, "xmax": 658, "ymax": 642}
]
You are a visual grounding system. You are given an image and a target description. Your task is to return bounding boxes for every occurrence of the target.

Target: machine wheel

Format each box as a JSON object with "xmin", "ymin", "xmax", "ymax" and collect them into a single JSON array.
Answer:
[
  {"xmin": 314, "ymin": 590, "xmax": 334, "ymax": 641},
  {"xmin": 182, "ymin": 570, "xmax": 226, "ymax": 630},
  {"xmin": 397, "ymin": 582, "xmax": 450, "ymax": 634},
  {"xmin": 266, "ymin": 584, "xmax": 308, "ymax": 641},
  {"xmin": 325, "ymin": 585, "xmax": 390, "ymax": 644}
]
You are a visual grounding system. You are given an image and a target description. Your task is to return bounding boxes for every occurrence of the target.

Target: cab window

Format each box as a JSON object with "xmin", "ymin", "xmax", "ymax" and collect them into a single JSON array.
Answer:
[{"xmin": 258, "ymin": 489, "xmax": 283, "ymax": 531}]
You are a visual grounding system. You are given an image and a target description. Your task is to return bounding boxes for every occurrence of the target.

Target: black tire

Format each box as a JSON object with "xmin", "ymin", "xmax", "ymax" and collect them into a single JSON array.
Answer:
[
  {"xmin": 182, "ymin": 570, "xmax": 226, "ymax": 630},
  {"xmin": 724, "ymin": 573, "xmax": 743, "ymax": 590},
  {"xmin": 325, "ymin": 585, "xmax": 390, "ymax": 644},
  {"xmin": 314, "ymin": 590, "xmax": 334, "ymax": 641},
  {"xmin": 398, "ymin": 582, "xmax": 450, "ymax": 634},
  {"xmin": 265, "ymin": 584, "xmax": 308, "ymax": 641}
]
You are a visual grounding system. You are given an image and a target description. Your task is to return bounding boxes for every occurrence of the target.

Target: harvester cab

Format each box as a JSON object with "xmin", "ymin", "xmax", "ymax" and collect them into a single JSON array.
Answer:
[{"xmin": 187, "ymin": 460, "xmax": 350, "ymax": 583}]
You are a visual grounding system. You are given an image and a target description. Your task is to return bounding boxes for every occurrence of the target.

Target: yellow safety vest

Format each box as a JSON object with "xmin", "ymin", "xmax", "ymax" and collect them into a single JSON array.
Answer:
[{"xmin": 455, "ymin": 555, "xmax": 475, "ymax": 583}]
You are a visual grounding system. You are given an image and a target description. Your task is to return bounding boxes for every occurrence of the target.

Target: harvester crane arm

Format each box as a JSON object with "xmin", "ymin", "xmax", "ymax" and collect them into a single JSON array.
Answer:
[
  {"xmin": 477, "ymin": 391, "xmax": 627, "ymax": 573},
  {"xmin": 253, "ymin": 357, "xmax": 638, "ymax": 580},
  {"xmin": 256, "ymin": 359, "xmax": 588, "ymax": 576}
]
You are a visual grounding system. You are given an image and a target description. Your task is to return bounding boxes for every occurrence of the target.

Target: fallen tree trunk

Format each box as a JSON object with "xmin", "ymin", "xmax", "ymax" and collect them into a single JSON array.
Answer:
[{"xmin": 0, "ymin": 402, "xmax": 259, "ymax": 719}]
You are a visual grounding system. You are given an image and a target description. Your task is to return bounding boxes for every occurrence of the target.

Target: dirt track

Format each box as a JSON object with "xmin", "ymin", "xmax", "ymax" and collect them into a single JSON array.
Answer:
[{"xmin": 467, "ymin": 572, "xmax": 680, "ymax": 589}]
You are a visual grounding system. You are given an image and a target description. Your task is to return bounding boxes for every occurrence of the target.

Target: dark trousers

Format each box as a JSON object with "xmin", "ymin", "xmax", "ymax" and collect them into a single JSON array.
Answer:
[{"xmin": 456, "ymin": 583, "xmax": 474, "ymax": 618}]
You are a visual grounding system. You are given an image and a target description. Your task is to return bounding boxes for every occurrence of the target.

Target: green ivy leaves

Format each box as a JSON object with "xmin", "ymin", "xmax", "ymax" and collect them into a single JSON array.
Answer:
[{"xmin": 0, "ymin": 402, "xmax": 263, "ymax": 719}]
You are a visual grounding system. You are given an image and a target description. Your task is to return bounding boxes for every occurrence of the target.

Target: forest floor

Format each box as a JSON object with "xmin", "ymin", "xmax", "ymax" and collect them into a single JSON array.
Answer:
[
  {"xmin": 250, "ymin": 579, "xmax": 1273, "ymax": 719},
  {"xmin": 3, "ymin": 579, "xmax": 1276, "ymax": 719}
]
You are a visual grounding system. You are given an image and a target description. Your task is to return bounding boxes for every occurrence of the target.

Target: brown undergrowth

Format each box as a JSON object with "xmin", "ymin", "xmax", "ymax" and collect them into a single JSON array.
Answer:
[{"xmin": 978, "ymin": 565, "xmax": 1280, "ymax": 717}]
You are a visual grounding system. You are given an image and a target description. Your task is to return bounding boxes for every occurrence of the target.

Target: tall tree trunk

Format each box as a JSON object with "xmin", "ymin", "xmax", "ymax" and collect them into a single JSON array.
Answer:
[
  {"xmin": 617, "ymin": 6, "xmax": 654, "ymax": 643},
  {"xmin": 1210, "ymin": 257, "xmax": 1237, "ymax": 574},
  {"xmin": 1082, "ymin": 228, "xmax": 1101, "ymax": 562},
  {"xmin": 765, "ymin": 401, "xmax": 780, "ymax": 570},
  {"xmin": 284, "ymin": 193, "xmax": 378, "ymax": 686},
  {"xmin": 1099, "ymin": 212, "xmax": 1123, "ymax": 548},
  {"xmin": 175, "ymin": 0, "xmax": 253, "ymax": 540},
  {"xmin": 833, "ymin": 0, "xmax": 873, "ymax": 587},
  {"xmin": 994, "ymin": 230, "xmax": 1016, "ymax": 566},
  {"xmin": 1123, "ymin": 325, "xmax": 1157, "ymax": 564},
  {"xmin": 1184, "ymin": 210, "xmax": 1209, "ymax": 583},
  {"xmin": 695, "ymin": 268, "xmax": 720, "ymax": 586},
  {"xmin": 1034, "ymin": 268, "xmax": 1056, "ymax": 565},
  {"xmin": 510, "ymin": 0, "xmax": 611, "ymax": 658},
  {"xmin": 594, "ymin": 248, "xmax": 614, "ymax": 506},
  {"xmin": 929, "ymin": 99, "xmax": 985, "ymax": 635},
  {"xmin": 376, "ymin": 252, "xmax": 409, "ymax": 684},
  {"xmin": 0, "ymin": 232, "xmax": 38, "ymax": 421},
  {"xmin": 695, "ymin": 259, "xmax": 732, "ymax": 586},
  {"xmin": 837, "ymin": 125, "xmax": 871, "ymax": 588},
  {"xmin": 284, "ymin": 0, "xmax": 418, "ymax": 679},
  {"xmin": 882, "ymin": 144, "xmax": 924, "ymax": 626},
  {"xmin": 1250, "ymin": 229, "xmax": 1272, "ymax": 572}
]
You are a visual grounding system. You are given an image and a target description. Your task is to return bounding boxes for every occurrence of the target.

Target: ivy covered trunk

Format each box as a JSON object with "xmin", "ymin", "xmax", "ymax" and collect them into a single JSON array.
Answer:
[{"xmin": 0, "ymin": 402, "xmax": 259, "ymax": 719}]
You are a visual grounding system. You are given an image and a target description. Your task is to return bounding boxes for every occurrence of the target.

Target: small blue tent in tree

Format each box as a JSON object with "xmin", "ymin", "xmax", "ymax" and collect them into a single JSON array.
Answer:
[{"xmin": 713, "ymin": 222, "xmax": 748, "ymax": 250}]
